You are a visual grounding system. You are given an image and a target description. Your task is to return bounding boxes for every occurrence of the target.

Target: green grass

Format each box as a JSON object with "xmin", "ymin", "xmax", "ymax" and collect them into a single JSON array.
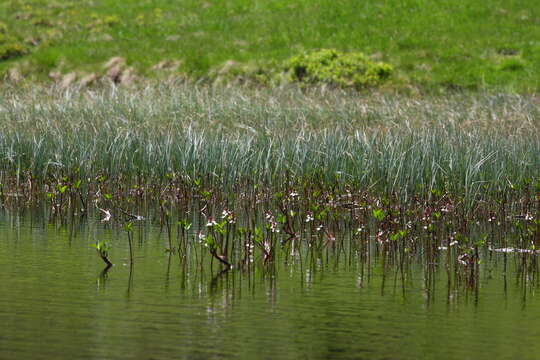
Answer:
[
  {"xmin": 1, "ymin": 0, "xmax": 540, "ymax": 91},
  {"xmin": 0, "ymin": 83, "xmax": 539, "ymax": 204}
]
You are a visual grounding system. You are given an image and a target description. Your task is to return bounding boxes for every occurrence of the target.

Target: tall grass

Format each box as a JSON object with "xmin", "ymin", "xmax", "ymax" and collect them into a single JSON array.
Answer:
[{"xmin": 0, "ymin": 83, "xmax": 539, "ymax": 203}]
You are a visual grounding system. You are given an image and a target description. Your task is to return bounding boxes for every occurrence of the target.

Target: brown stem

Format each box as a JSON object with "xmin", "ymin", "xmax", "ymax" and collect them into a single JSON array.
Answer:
[
  {"xmin": 97, "ymin": 250, "xmax": 113, "ymax": 268},
  {"xmin": 209, "ymin": 248, "xmax": 232, "ymax": 270},
  {"xmin": 278, "ymin": 202, "xmax": 297, "ymax": 244}
]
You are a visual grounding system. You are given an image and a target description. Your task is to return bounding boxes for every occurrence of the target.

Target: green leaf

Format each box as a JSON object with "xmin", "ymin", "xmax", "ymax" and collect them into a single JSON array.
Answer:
[
  {"xmin": 201, "ymin": 190, "xmax": 212, "ymax": 199},
  {"xmin": 372, "ymin": 209, "xmax": 386, "ymax": 221},
  {"xmin": 205, "ymin": 234, "xmax": 216, "ymax": 250},
  {"xmin": 92, "ymin": 240, "xmax": 110, "ymax": 253},
  {"xmin": 254, "ymin": 227, "xmax": 263, "ymax": 243},
  {"xmin": 390, "ymin": 229, "xmax": 408, "ymax": 241},
  {"xmin": 177, "ymin": 220, "xmax": 192, "ymax": 230},
  {"xmin": 237, "ymin": 227, "xmax": 247, "ymax": 235}
]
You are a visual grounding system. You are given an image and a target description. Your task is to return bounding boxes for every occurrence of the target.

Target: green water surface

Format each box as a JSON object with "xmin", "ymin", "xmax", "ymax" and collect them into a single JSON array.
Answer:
[{"xmin": 1, "ymin": 213, "xmax": 539, "ymax": 360}]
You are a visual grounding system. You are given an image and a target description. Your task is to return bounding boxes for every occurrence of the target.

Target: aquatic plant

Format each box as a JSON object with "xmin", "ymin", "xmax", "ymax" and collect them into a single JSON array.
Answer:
[
  {"xmin": 0, "ymin": 84, "xmax": 538, "ymax": 280},
  {"xmin": 124, "ymin": 221, "xmax": 134, "ymax": 265},
  {"xmin": 92, "ymin": 240, "xmax": 113, "ymax": 268}
]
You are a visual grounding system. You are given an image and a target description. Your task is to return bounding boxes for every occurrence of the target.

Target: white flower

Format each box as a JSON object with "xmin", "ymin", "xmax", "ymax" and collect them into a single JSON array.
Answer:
[
  {"xmin": 198, "ymin": 231, "xmax": 206, "ymax": 243},
  {"xmin": 221, "ymin": 208, "xmax": 236, "ymax": 224},
  {"xmin": 221, "ymin": 209, "xmax": 232, "ymax": 219}
]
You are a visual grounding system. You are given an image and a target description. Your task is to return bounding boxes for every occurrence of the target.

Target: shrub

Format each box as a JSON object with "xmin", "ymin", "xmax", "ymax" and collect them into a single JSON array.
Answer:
[{"xmin": 284, "ymin": 49, "xmax": 392, "ymax": 88}]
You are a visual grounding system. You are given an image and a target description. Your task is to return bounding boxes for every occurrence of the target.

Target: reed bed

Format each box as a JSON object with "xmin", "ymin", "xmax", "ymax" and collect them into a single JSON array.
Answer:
[
  {"xmin": 1, "ymin": 84, "xmax": 539, "ymax": 285},
  {"xmin": 0, "ymin": 84, "xmax": 539, "ymax": 201}
]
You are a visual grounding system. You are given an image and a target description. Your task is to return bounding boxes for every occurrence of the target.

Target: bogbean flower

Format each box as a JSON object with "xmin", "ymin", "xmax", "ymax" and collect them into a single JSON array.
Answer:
[
  {"xmin": 222, "ymin": 208, "xmax": 232, "ymax": 219},
  {"xmin": 457, "ymin": 253, "xmax": 469, "ymax": 265},
  {"xmin": 441, "ymin": 204, "xmax": 454, "ymax": 213},
  {"xmin": 244, "ymin": 242, "xmax": 255, "ymax": 263},
  {"xmin": 198, "ymin": 231, "xmax": 206, "ymax": 243},
  {"xmin": 221, "ymin": 208, "xmax": 236, "ymax": 224},
  {"xmin": 270, "ymin": 220, "xmax": 280, "ymax": 233},
  {"xmin": 206, "ymin": 218, "xmax": 217, "ymax": 227},
  {"xmin": 265, "ymin": 211, "xmax": 280, "ymax": 233}
]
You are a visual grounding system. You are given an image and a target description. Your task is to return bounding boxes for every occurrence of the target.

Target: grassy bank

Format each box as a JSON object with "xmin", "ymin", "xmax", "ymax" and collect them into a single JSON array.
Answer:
[
  {"xmin": 0, "ymin": 84, "xmax": 539, "ymax": 205},
  {"xmin": 1, "ymin": 0, "xmax": 540, "ymax": 91}
]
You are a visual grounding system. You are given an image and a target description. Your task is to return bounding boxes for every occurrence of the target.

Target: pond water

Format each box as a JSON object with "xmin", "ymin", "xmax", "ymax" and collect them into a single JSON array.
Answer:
[{"xmin": 1, "ymin": 212, "xmax": 540, "ymax": 360}]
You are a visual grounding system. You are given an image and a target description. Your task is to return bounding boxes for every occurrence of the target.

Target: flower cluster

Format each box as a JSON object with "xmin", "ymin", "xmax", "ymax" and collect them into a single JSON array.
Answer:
[
  {"xmin": 265, "ymin": 211, "xmax": 280, "ymax": 233},
  {"xmin": 221, "ymin": 208, "xmax": 236, "ymax": 224},
  {"xmin": 206, "ymin": 218, "xmax": 218, "ymax": 227}
]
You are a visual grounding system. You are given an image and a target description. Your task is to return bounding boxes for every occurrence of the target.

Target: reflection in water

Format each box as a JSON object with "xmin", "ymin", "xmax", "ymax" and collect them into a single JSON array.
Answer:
[
  {"xmin": 2, "ymin": 212, "xmax": 540, "ymax": 360},
  {"xmin": 164, "ymin": 253, "xmax": 172, "ymax": 292},
  {"xmin": 96, "ymin": 265, "xmax": 110, "ymax": 292},
  {"xmin": 126, "ymin": 263, "xmax": 134, "ymax": 299},
  {"xmin": 99, "ymin": 264, "xmax": 112, "ymax": 283}
]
